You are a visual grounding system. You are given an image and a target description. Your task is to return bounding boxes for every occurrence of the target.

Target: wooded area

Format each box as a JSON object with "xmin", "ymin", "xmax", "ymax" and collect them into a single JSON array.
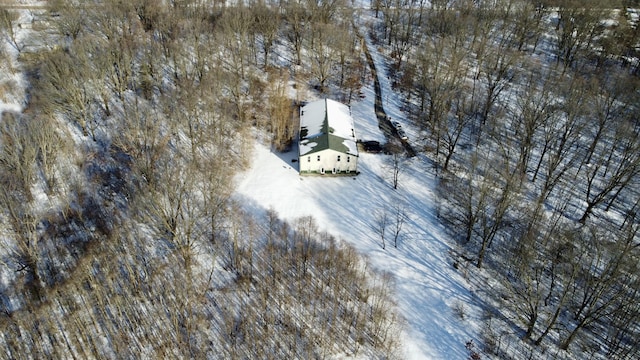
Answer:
[
  {"xmin": 0, "ymin": 0, "xmax": 400, "ymax": 358},
  {"xmin": 0, "ymin": 0, "xmax": 639, "ymax": 358},
  {"xmin": 373, "ymin": 0, "xmax": 640, "ymax": 357}
]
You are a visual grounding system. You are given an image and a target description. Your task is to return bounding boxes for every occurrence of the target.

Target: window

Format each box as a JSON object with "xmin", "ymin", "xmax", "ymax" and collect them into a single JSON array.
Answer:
[
  {"xmin": 337, "ymin": 155, "xmax": 341, "ymax": 162},
  {"xmin": 307, "ymin": 156, "xmax": 311, "ymax": 162},
  {"xmin": 347, "ymin": 156, "xmax": 350, "ymax": 163},
  {"xmin": 317, "ymin": 155, "xmax": 321, "ymax": 161}
]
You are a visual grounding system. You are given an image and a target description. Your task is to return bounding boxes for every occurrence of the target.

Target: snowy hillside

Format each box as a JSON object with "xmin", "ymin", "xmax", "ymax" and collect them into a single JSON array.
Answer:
[
  {"xmin": 236, "ymin": 42, "xmax": 479, "ymax": 360},
  {"xmin": 1, "ymin": 0, "xmax": 639, "ymax": 359}
]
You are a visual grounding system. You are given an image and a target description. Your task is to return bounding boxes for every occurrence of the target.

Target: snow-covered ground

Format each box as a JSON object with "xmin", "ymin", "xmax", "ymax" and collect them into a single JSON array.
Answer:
[
  {"xmin": 0, "ymin": 3, "xmax": 47, "ymax": 114},
  {"xmin": 0, "ymin": 36, "xmax": 24, "ymax": 114},
  {"xmin": 2, "ymin": 3, "xmax": 481, "ymax": 358},
  {"xmin": 236, "ymin": 35, "xmax": 481, "ymax": 360}
]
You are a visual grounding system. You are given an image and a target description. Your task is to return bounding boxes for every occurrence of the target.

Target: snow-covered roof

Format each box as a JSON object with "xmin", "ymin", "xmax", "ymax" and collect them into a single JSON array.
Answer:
[{"xmin": 299, "ymin": 99, "xmax": 358, "ymax": 156}]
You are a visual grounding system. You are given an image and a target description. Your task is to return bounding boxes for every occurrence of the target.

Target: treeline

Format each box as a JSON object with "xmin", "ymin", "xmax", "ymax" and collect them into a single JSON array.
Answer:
[
  {"xmin": 0, "ymin": 205, "xmax": 401, "ymax": 358},
  {"xmin": 372, "ymin": 0, "xmax": 639, "ymax": 358},
  {"xmin": 0, "ymin": 0, "xmax": 401, "ymax": 358}
]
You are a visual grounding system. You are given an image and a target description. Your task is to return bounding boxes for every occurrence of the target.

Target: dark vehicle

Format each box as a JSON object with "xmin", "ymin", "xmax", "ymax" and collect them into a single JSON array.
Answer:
[{"xmin": 361, "ymin": 140, "xmax": 383, "ymax": 153}]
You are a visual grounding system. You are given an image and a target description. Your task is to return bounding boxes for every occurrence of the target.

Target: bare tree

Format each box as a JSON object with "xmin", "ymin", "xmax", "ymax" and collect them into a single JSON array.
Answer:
[
  {"xmin": 474, "ymin": 169, "xmax": 517, "ymax": 269},
  {"xmin": 48, "ymin": 0, "xmax": 86, "ymax": 40},
  {"xmin": 39, "ymin": 48, "xmax": 94, "ymax": 137},
  {"xmin": 89, "ymin": 3, "xmax": 140, "ymax": 105},
  {"xmin": 307, "ymin": 21, "xmax": 341, "ymax": 92},
  {"xmin": 391, "ymin": 203, "xmax": 407, "ymax": 248},
  {"xmin": 504, "ymin": 193, "xmax": 576, "ymax": 344},
  {"xmin": 459, "ymin": 141, "xmax": 520, "ymax": 269},
  {"xmin": 441, "ymin": 95, "xmax": 474, "ymax": 172},
  {"xmin": 412, "ymin": 33, "xmax": 468, "ymax": 174},
  {"xmin": 474, "ymin": 32, "xmax": 520, "ymax": 125},
  {"xmin": 553, "ymin": 0, "xmax": 607, "ymax": 71},
  {"xmin": 582, "ymin": 76, "xmax": 638, "ymax": 205},
  {"xmin": 373, "ymin": 207, "xmax": 390, "ymax": 249},
  {"xmin": 438, "ymin": 149, "xmax": 486, "ymax": 246},
  {"xmin": 509, "ymin": 0, "xmax": 546, "ymax": 52},
  {"xmin": 560, "ymin": 223, "xmax": 639, "ymax": 351},
  {"xmin": 577, "ymin": 117, "xmax": 640, "ymax": 223},
  {"xmin": 529, "ymin": 74, "xmax": 582, "ymax": 199},
  {"xmin": 293, "ymin": 215, "xmax": 319, "ymax": 277},
  {"xmin": 609, "ymin": 6, "xmax": 640, "ymax": 73},
  {"xmin": 0, "ymin": 113, "xmax": 38, "ymax": 197},
  {"xmin": 382, "ymin": 0, "xmax": 421, "ymax": 70},
  {"xmin": 216, "ymin": 6, "xmax": 256, "ymax": 124},
  {"xmin": 334, "ymin": 23, "xmax": 365, "ymax": 103},
  {"xmin": 509, "ymin": 69, "xmax": 553, "ymax": 177},
  {"xmin": 603, "ymin": 265, "xmax": 640, "ymax": 358},
  {"xmin": 267, "ymin": 68, "xmax": 295, "ymax": 151},
  {"xmin": 283, "ymin": 1, "xmax": 308, "ymax": 66},
  {"xmin": 0, "ymin": 114, "xmax": 42, "ymax": 299},
  {"xmin": 385, "ymin": 140, "xmax": 404, "ymax": 189},
  {"xmin": 578, "ymin": 73, "xmax": 631, "ymax": 173},
  {"xmin": 0, "ymin": 187, "xmax": 42, "ymax": 301},
  {"xmin": 31, "ymin": 114, "xmax": 65, "ymax": 193},
  {"xmin": 252, "ymin": 3, "xmax": 281, "ymax": 69},
  {"xmin": 0, "ymin": 9, "xmax": 22, "ymax": 52}
]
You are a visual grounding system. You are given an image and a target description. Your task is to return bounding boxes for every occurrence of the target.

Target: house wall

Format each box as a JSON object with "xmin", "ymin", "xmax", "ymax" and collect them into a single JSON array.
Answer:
[{"xmin": 299, "ymin": 149, "xmax": 358, "ymax": 174}]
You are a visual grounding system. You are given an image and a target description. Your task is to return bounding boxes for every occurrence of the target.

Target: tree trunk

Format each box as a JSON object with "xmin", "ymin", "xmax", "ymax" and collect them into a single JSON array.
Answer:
[
  {"xmin": 559, "ymin": 323, "xmax": 582, "ymax": 351},
  {"xmin": 579, "ymin": 202, "xmax": 595, "ymax": 224},
  {"xmin": 522, "ymin": 312, "xmax": 537, "ymax": 341},
  {"xmin": 476, "ymin": 240, "xmax": 488, "ymax": 268}
]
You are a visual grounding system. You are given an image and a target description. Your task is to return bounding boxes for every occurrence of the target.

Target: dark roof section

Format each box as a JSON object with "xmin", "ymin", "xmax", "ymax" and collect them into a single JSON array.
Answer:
[{"xmin": 299, "ymin": 99, "xmax": 358, "ymax": 157}]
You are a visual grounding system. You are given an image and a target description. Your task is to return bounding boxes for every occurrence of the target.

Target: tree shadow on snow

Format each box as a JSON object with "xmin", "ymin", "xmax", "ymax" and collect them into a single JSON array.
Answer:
[{"xmin": 270, "ymin": 141, "xmax": 299, "ymax": 173}]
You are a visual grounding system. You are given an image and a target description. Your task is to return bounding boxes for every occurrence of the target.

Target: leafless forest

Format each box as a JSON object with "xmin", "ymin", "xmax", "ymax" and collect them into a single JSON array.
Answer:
[
  {"xmin": 377, "ymin": 0, "xmax": 640, "ymax": 357},
  {"xmin": 0, "ymin": 0, "xmax": 639, "ymax": 359},
  {"xmin": 0, "ymin": 0, "xmax": 401, "ymax": 358}
]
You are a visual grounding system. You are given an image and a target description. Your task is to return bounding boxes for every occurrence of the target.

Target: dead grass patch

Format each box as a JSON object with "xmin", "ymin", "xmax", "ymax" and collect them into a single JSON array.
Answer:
[{"xmin": 0, "ymin": 79, "xmax": 18, "ymax": 103}]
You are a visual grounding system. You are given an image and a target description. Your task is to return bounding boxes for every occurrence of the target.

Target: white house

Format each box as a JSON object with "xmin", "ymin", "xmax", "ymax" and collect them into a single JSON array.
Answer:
[{"xmin": 298, "ymin": 99, "xmax": 359, "ymax": 175}]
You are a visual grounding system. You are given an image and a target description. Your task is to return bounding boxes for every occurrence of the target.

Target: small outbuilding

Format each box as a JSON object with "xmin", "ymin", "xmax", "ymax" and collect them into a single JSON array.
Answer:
[{"xmin": 298, "ymin": 99, "xmax": 358, "ymax": 175}]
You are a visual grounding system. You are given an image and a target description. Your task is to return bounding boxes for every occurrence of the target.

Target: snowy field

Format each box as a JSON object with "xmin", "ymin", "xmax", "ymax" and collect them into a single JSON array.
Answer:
[{"xmin": 236, "ymin": 37, "xmax": 480, "ymax": 360}]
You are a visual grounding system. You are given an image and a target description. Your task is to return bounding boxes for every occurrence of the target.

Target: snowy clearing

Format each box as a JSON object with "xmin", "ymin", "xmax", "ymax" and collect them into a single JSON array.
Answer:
[{"xmin": 236, "ymin": 39, "xmax": 480, "ymax": 359}]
